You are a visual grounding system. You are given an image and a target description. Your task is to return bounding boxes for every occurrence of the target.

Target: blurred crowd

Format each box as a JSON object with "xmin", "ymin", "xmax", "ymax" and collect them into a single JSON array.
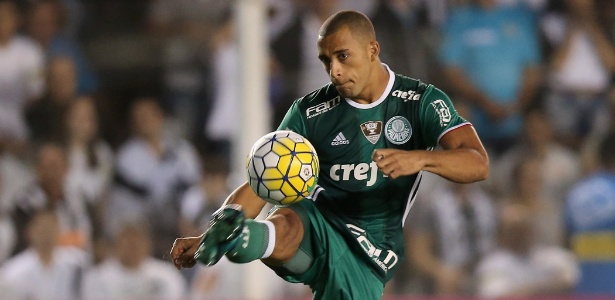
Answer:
[{"xmin": 0, "ymin": 0, "xmax": 614, "ymax": 299}]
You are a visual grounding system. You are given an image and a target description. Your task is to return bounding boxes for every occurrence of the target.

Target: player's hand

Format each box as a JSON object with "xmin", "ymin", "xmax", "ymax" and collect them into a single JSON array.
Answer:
[
  {"xmin": 170, "ymin": 235, "xmax": 203, "ymax": 270},
  {"xmin": 372, "ymin": 149, "xmax": 425, "ymax": 179}
]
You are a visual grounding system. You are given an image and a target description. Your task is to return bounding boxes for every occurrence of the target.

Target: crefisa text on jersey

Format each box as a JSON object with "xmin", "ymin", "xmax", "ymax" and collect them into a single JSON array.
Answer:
[
  {"xmin": 391, "ymin": 90, "xmax": 421, "ymax": 101},
  {"xmin": 306, "ymin": 96, "xmax": 341, "ymax": 119},
  {"xmin": 330, "ymin": 161, "xmax": 385, "ymax": 187}
]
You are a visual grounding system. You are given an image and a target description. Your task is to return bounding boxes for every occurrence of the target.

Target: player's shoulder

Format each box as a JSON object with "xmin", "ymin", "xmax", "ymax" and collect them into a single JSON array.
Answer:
[
  {"xmin": 391, "ymin": 73, "xmax": 444, "ymax": 103},
  {"xmin": 292, "ymin": 83, "xmax": 342, "ymax": 119}
]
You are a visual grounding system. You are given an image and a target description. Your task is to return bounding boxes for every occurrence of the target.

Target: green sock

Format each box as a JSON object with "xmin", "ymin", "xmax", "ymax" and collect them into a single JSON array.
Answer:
[{"xmin": 226, "ymin": 219, "xmax": 275, "ymax": 263}]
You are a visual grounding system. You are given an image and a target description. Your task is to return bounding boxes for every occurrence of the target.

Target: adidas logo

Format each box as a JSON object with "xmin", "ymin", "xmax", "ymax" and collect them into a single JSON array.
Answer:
[{"xmin": 331, "ymin": 132, "xmax": 350, "ymax": 146}]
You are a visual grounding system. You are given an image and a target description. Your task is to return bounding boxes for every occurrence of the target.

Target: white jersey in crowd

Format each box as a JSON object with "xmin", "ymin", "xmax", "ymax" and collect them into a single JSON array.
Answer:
[
  {"xmin": 81, "ymin": 258, "xmax": 186, "ymax": 300},
  {"xmin": 0, "ymin": 247, "xmax": 89, "ymax": 300},
  {"xmin": 110, "ymin": 136, "xmax": 200, "ymax": 232},
  {"xmin": 476, "ymin": 246, "xmax": 579, "ymax": 297},
  {"xmin": 66, "ymin": 140, "xmax": 115, "ymax": 203},
  {"xmin": 0, "ymin": 36, "xmax": 45, "ymax": 140}
]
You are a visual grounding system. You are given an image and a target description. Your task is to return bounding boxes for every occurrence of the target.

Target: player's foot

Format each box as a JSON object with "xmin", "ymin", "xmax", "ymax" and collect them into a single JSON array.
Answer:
[{"xmin": 194, "ymin": 204, "xmax": 246, "ymax": 266}]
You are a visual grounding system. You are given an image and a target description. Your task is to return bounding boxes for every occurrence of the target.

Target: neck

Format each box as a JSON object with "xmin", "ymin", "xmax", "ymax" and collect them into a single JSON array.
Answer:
[
  {"xmin": 70, "ymin": 137, "xmax": 88, "ymax": 149},
  {"xmin": 37, "ymin": 247, "xmax": 55, "ymax": 267},
  {"xmin": 353, "ymin": 64, "xmax": 390, "ymax": 104},
  {"xmin": 146, "ymin": 135, "xmax": 164, "ymax": 157},
  {"xmin": 0, "ymin": 36, "xmax": 11, "ymax": 47},
  {"xmin": 43, "ymin": 185, "xmax": 64, "ymax": 202}
]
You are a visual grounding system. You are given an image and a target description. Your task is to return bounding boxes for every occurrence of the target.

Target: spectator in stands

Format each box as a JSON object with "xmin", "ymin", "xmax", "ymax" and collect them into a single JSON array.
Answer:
[
  {"xmin": 0, "ymin": 210, "xmax": 89, "ymax": 300},
  {"xmin": 63, "ymin": 95, "xmax": 113, "ymax": 263},
  {"xmin": 0, "ymin": 0, "xmax": 45, "ymax": 150},
  {"xmin": 500, "ymin": 157, "xmax": 565, "ymax": 246},
  {"xmin": 25, "ymin": 56, "xmax": 78, "ymax": 143},
  {"xmin": 440, "ymin": 0, "xmax": 542, "ymax": 154},
  {"xmin": 541, "ymin": 0, "xmax": 615, "ymax": 149},
  {"xmin": 82, "ymin": 221, "xmax": 186, "ymax": 299},
  {"xmin": 25, "ymin": 0, "xmax": 98, "ymax": 94},
  {"xmin": 10, "ymin": 142, "xmax": 91, "ymax": 255},
  {"xmin": 408, "ymin": 181, "xmax": 497, "ymax": 295},
  {"xmin": 0, "ymin": 214, "xmax": 15, "ymax": 264},
  {"xmin": 370, "ymin": 0, "xmax": 432, "ymax": 82},
  {"xmin": 204, "ymin": 10, "xmax": 238, "ymax": 156},
  {"xmin": 494, "ymin": 108, "xmax": 580, "ymax": 201},
  {"xmin": 565, "ymin": 132, "xmax": 615, "ymax": 294},
  {"xmin": 270, "ymin": 0, "xmax": 339, "ymax": 125},
  {"xmin": 111, "ymin": 97, "xmax": 200, "ymax": 257},
  {"xmin": 64, "ymin": 95, "xmax": 113, "ymax": 204},
  {"xmin": 476, "ymin": 205, "xmax": 579, "ymax": 297},
  {"xmin": 179, "ymin": 155, "xmax": 230, "ymax": 237},
  {"xmin": 147, "ymin": 0, "xmax": 229, "ymax": 139},
  {"xmin": 0, "ymin": 140, "xmax": 34, "ymax": 224},
  {"xmin": 580, "ymin": 88, "xmax": 615, "ymax": 173}
]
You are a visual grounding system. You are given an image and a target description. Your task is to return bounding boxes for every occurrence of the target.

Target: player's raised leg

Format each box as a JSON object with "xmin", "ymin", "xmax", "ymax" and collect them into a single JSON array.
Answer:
[{"xmin": 186, "ymin": 183, "xmax": 306, "ymax": 268}]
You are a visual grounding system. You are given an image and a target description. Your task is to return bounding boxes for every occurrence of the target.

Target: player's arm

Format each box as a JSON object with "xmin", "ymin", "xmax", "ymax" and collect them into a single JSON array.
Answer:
[
  {"xmin": 222, "ymin": 182, "xmax": 268, "ymax": 219},
  {"xmin": 422, "ymin": 125, "xmax": 489, "ymax": 183},
  {"xmin": 373, "ymin": 87, "xmax": 489, "ymax": 183},
  {"xmin": 373, "ymin": 125, "xmax": 488, "ymax": 183}
]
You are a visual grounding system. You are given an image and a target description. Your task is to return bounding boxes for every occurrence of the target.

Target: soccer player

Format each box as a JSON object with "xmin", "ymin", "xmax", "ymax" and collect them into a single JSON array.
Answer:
[{"xmin": 170, "ymin": 10, "xmax": 489, "ymax": 299}]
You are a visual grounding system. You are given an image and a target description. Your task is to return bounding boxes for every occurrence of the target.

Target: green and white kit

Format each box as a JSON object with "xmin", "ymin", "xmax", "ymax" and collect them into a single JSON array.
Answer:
[{"xmin": 273, "ymin": 65, "xmax": 469, "ymax": 298}]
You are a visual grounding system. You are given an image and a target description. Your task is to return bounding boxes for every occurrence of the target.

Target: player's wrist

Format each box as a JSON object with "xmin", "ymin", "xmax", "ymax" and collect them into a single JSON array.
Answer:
[{"xmin": 415, "ymin": 150, "xmax": 431, "ymax": 171}]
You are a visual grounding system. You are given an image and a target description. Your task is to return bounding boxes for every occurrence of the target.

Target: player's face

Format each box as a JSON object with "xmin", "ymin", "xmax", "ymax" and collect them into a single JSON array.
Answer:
[{"xmin": 317, "ymin": 27, "xmax": 373, "ymax": 99}]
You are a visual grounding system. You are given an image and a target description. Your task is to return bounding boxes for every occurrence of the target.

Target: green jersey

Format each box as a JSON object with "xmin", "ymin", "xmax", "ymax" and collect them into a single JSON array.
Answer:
[{"xmin": 278, "ymin": 66, "xmax": 469, "ymax": 282}]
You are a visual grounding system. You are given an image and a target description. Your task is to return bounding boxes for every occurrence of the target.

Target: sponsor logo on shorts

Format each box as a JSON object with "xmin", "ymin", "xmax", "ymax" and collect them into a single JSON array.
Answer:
[
  {"xmin": 385, "ymin": 116, "xmax": 412, "ymax": 145},
  {"xmin": 347, "ymin": 224, "xmax": 399, "ymax": 272},
  {"xmin": 306, "ymin": 96, "xmax": 341, "ymax": 119},
  {"xmin": 360, "ymin": 121, "xmax": 382, "ymax": 144}
]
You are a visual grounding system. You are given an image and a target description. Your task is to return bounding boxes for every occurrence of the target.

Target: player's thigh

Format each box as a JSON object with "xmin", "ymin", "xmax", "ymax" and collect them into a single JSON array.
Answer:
[
  {"xmin": 267, "ymin": 201, "xmax": 384, "ymax": 299},
  {"xmin": 313, "ymin": 249, "xmax": 384, "ymax": 300}
]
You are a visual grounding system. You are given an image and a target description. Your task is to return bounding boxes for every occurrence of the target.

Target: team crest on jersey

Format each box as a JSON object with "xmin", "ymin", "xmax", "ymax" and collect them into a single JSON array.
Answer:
[
  {"xmin": 360, "ymin": 121, "xmax": 382, "ymax": 144},
  {"xmin": 385, "ymin": 116, "xmax": 412, "ymax": 145}
]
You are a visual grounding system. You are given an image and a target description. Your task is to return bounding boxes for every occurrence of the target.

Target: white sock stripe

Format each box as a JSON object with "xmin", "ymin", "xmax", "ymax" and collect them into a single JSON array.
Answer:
[{"xmin": 257, "ymin": 220, "xmax": 276, "ymax": 259}]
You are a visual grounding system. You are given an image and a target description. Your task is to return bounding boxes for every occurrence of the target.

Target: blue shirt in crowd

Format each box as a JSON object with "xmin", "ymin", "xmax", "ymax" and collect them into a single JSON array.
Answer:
[
  {"xmin": 440, "ymin": 4, "xmax": 540, "ymax": 141},
  {"xmin": 565, "ymin": 171, "xmax": 615, "ymax": 294}
]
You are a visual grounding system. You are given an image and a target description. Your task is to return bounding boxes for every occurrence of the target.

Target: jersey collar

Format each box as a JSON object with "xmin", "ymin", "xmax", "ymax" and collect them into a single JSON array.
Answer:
[{"xmin": 344, "ymin": 64, "xmax": 395, "ymax": 109}]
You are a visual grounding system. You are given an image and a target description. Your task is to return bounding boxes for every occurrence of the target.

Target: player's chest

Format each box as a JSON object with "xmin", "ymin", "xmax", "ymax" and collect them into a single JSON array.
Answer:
[{"xmin": 309, "ymin": 104, "xmax": 421, "ymax": 162}]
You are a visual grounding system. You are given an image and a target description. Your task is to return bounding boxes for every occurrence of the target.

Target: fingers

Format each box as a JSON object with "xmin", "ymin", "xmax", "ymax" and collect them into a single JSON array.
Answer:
[
  {"xmin": 372, "ymin": 149, "xmax": 405, "ymax": 179},
  {"xmin": 170, "ymin": 237, "xmax": 201, "ymax": 270},
  {"xmin": 371, "ymin": 149, "xmax": 390, "ymax": 162}
]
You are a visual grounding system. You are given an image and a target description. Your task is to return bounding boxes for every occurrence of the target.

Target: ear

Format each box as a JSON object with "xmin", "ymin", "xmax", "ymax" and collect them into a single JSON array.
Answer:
[{"xmin": 369, "ymin": 41, "xmax": 380, "ymax": 61}]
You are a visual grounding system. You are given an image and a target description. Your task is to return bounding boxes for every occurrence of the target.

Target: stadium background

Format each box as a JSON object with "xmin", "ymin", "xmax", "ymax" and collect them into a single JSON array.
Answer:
[{"xmin": 0, "ymin": 0, "xmax": 615, "ymax": 298}]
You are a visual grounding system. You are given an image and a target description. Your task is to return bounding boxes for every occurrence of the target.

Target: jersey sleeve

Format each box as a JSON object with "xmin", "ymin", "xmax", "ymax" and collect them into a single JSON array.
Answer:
[
  {"xmin": 419, "ymin": 86, "xmax": 470, "ymax": 147},
  {"xmin": 276, "ymin": 100, "xmax": 308, "ymax": 137}
]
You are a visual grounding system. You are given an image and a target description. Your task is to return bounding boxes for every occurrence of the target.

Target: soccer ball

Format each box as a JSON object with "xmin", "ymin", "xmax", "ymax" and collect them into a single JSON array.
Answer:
[{"xmin": 246, "ymin": 130, "xmax": 319, "ymax": 205}]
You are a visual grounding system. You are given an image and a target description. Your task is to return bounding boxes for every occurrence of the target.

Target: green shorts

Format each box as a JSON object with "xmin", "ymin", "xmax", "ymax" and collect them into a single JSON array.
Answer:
[{"xmin": 268, "ymin": 200, "xmax": 384, "ymax": 300}]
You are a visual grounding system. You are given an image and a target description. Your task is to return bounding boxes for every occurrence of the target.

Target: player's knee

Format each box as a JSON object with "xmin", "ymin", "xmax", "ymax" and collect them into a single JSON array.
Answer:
[{"xmin": 265, "ymin": 208, "xmax": 304, "ymax": 263}]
